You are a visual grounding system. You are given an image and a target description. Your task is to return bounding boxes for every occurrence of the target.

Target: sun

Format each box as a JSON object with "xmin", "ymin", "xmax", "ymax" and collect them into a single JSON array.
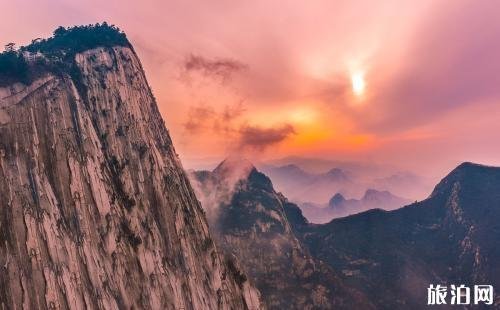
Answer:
[{"xmin": 351, "ymin": 72, "xmax": 365, "ymax": 96}]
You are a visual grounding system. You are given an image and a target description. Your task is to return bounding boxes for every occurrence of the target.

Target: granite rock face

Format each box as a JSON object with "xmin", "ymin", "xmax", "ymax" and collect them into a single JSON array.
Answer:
[
  {"xmin": 0, "ymin": 46, "xmax": 261, "ymax": 309},
  {"xmin": 190, "ymin": 159, "xmax": 373, "ymax": 310}
]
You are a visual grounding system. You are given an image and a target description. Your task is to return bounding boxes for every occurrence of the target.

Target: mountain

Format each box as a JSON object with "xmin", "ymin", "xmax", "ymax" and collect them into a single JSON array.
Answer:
[
  {"xmin": 260, "ymin": 164, "xmax": 355, "ymax": 204},
  {"xmin": 371, "ymin": 171, "xmax": 430, "ymax": 201},
  {"xmin": 300, "ymin": 189, "xmax": 410, "ymax": 223},
  {"xmin": 260, "ymin": 159, "xmax": 433, "ymax": 204},
  {"xmin": 337, "ymin": 189, "xmax": 410, "ymax": 212},
  {"xmin": 0, "ymin": 25, "xmax": 260, "ymax": 309},
  {"xmin": 263, "ymin": 156, "xmax": 388, "ymax": 175},
  {"xmin": 260, "ymin": 164, "xmax": 313, "ymax": 182},
  {"xmin": 190, "ymin": 158, "xmax": 374, "ymax": 309},
  {"xmin": 329, "ymin": 193, "xmax": 347, "ymax": 207},
  {"xmin": 323, "ymin": 168, "xmax": 350, "ymax": 183},
  {"xmin": 297, "ymin": 162, "xmax": 500, "ymax": 308}
]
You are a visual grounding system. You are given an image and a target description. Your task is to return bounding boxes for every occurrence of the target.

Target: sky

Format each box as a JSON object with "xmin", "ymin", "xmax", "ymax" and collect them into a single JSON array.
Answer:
[{"xmin": 2, "ymin": 0, "xmax": 500, "ymax": 178}]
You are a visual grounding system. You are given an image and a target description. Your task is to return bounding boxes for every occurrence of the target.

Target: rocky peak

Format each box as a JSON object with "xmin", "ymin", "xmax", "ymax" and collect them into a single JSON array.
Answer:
[
  {"xmin": 214, "ymin": 156, "xmax": 254, "ymax": 172},
  {"xmin": 297, "ymin": 162, "xmax": 500, "ymax": 309},
  {"xmin": 323, "ymin": 167, "xmax": 349, "ymax": 182},
  {"xmin": 276, "ymin": 164, "xmax": 309, "ymax": 176},
  {"xmin": 0, "ymin": 26, "xmax": 260, "ymax": 309},
  {"xmin": 281, "ymin": 163, "xmax": 303, "ymax": 171},
  {"xmin": 362, "ymin": 189, "xmax": 392, "ymax": 201},
  {"xmin": 431, "ymin": 162, "xmax": 500, "ymax": 198},
  {"xmin": 328, "ymin": 193, "xmax": 346, "ymax": 207},
  {"xmin": 213, "ymin": 157, "xmax": 255, "ymax": 182},
  {"xmin": 191, "ymin": 161, "xmax": 373, "ymax": 309}
]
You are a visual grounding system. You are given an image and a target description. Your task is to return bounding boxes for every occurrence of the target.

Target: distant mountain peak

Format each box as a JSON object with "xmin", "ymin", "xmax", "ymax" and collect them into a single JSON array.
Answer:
[
  {"xmin": 329, "ymin": 193, "xmax": 346, "ymax": 206},
  {"xmin": 325, "ymin": 167, "xmax": 345, "ymax": 176},
  {"xmin": 327, "ymin": 167, "xmax": 343, "ymax": 174},
  {"xmin": 213, "ymin": 157, "xmax": 255, "ymax": 180},
  {"xmin": 431, "ymin": 162, "xmax": 500, "ymax": 197},
  {"xmin": 322, "ymin": 167, "xmax": 349, "ymax": 182},
  {"xmin": 362, "ymin": 189, "xmax": 391, "ymax": 200},
  {"xmin": 457, "ymin": 161, "xmax": 488, "ymax": 168},
  {"xmin": 217, "ymin": 156, "xmax": 255, "ymax": 169},
  {"xmin": 281, "ymin": 163, "xmax": 303, "ymax": 170},
  {"xmin": 447, "ymin": 162, "xmax": 495, "ymax": 177},
  {"xmin": 447, "ymin": 161, "xmax": 497, "ymax": 177}
]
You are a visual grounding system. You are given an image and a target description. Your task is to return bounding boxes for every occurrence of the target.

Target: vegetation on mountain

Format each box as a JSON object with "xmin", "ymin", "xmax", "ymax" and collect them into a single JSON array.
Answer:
[
  {"xmin": 0, "ymin": 23, "xmax": 130, "ymax": 86},
  {"xmin": 22, "ymin": 23, "xmax": 130, "ymax": 56},
  {"xmin": 0, "ymin": 51, "xmax": 29, "ymax": 85}
]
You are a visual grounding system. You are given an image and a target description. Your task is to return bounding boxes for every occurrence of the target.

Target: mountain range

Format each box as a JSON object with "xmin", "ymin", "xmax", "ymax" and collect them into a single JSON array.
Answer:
[
  {"xmin": 260, "ymin": 161, "xmax": 430, "ymax": 214},
  {"xmin": 259, "ymin": 163, "xmax": 357, "ymax": 204},
  {"xmin": 193, "ymin": 160, "xmax": 500, "ymax": 309},
  {"xmin": 261, "ymin": 157, "xmax": 432, "ymax": 199},
  {"xmin": 297, "ymin": 162, "xmax": 500, "ymax": 308},
  {"xmin": 300, "ymin": 189, "xmax": 411, "ymax": 223}
]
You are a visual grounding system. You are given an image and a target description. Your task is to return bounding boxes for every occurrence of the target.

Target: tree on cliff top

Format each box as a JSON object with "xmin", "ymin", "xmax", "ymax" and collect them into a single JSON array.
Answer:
[
  {"xmin": 0, "ymin": 23, "xmax": 130, "ymax": 86},
  {"xmin": 22, "ymin": 22, "xmax": 131, "ymax": 57}
]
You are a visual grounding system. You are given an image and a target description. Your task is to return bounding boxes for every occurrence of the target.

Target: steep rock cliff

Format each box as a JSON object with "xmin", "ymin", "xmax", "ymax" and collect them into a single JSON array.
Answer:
[
  {"xmin": 0, "ymin": 37, "xmax": 260, "ymax": 309},
  {"xmin": 190, "ymin": 159, "xmax": 373, "ymax": 309}
]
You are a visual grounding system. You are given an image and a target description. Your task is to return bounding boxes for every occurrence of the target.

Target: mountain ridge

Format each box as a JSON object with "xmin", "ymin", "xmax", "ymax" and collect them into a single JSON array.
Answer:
[
  {"xmin": 0, "ymin": 27, "xmax": 261, "ymax": 309},
  {"xmin": 300, "ymin": 188, "xmax": 410, "ymax": 223},
  {"xmin": 190, "ymin": 158, "xmax": 374, "ymax": 309},
  {"xmin": 296, "ymin": 161, "xmax": 500, "ymax": 308},
  {"xmin": 193, "ymin": 159, "xmax": 500, "ymax": 308}
]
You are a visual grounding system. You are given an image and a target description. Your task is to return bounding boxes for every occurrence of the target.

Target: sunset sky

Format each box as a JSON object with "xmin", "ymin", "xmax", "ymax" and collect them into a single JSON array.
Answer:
[{"xmin": 2, "ymin": 0, "xmax": 500, "ymax": 178}]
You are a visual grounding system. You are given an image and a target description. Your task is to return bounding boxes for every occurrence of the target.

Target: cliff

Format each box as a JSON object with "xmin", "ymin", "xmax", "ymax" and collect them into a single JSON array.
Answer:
[
  {"xmin": 0, "ymin": 27, "xmax": 261, "ymax": 309},
  {"xmin": 190, "ymin": 159, "xmax": 373, "ymax": 309}
]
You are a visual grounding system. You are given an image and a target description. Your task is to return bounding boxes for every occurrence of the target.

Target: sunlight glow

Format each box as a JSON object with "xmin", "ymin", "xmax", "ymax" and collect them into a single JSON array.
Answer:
[{"xmin": 351, "ymin": 72, "xmax": 366, "ymax": 96}]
